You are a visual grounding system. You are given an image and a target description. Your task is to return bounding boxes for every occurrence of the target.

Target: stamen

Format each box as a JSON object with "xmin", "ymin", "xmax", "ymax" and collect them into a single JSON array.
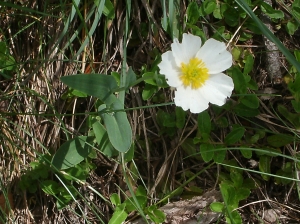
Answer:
[{"xmin": 180, "ymin": 58, "xmax": 209, "ymax": 89}]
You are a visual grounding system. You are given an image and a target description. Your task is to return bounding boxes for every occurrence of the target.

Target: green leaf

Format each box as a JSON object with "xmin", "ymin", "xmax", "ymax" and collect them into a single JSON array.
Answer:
[
  {"xmin": 40, "ymin": 180, "xmax": 60, "ymax": 195},
  {"xmin": 125, "ymin": 67, "xmax": 137, "ymax": 89},
  {"xmin": 60, "ymin": 74, "xmax": 118, "ymax": 105},
  {"xmin": 0, "ymin": 42, "xmax": 15, "ymax": 70},
  {"xmin": 99, "ymin": 100, "xmax": 132, "ymax": 153},
  {"xmin": 92, "ymin": 121, "xmax": 118, "ymax": 157},
  {"xmin": 240, "ymin": 94, "xmax": 259, "ymax": 109},
  {"xmin": 163, "ymin": 113, "xmax": 176, "ymax": 127},
  {"xmin": 244, "ymin": 20, "xmax": 262, "ymax": 34},
  {"xmin": 260, "ymin": 2, "xmax": 284, "ymax": 19},
  {"xmin": 30, "ymin": 162, "xmax": 49, "ymax": 179},
  {"xmin": 292, "ymin": 6, "xmax": 300, "ymax": 20},
  {"xmin": 230, "ymin": 170, "xmax": 243, "ymax": 188},
  {"xmin": 124, "ymin": 144, "xmax": 135, "ymax": 162},
  {"xmin": 103, "ymin": 0, "xmax": 115, "ymax": 20},
  {"xmin": 293, "ymin": 0, "xmax": 300, "ymax": 9},
  {"xmin": 176, "ymin": 107, "xmax": 186, "ymax": 129},
  {"xmin": 243, "ymin": 54, "xmax": 254, "ymax": 75},
  {"xmin": 0, "ymin": 41, "xmax": 16, "ymax": 79},
  {"xmin": 224, "ymin": 6, "xmax": 239, "ymax": 27},
  {"xmin": 136, "ymin": 185, "xmax": 147, "ymax": 197},
  {"xmin": 233, "ymin": 103, "xmax": 259, "ymax": 117},
  {"xmin": 200, "ymin": 0, "xmax": 216, "ymax": 15},
  {"xmin": 267, "ymin": 134, "xmax": 295, "ymax": 147},
  {"xmin": 70, "ymin": 89, "xmax": 88, "ymax": 97},
  {"xmin": 108, "ymin": 204, "xmax": 128, "ymax": 224},
  {"xmin": 243, "ymin": 178, "xmax": 256, "ymax": 189},
  {"xmin": 294, "ymin": 50, "xmax": 300, "ymax": 62},
  {"xmin": 156, "ymin": 110, "xmax": 176, "ymax": 128},
  {"xmin": 0, "ymin": 41, "xmax": 6, "ymax": 53},
  {"xmin": 94, "ymin": 0, "xmax": 115, "ymax": 20},
  {"xmin": 210, "ymin": 202, "xmax": 224, "ymax": 212},
  {"xmin": 292, "ymin": 100, "xmax": 300, "ymax": 113},
  {"xmin": 215, "ymin": 117, "xmax": 229, "ymax": 128},
  {"xmin": 56, "ymin": 194, "xmax": 72, "ymax": 210},
  {"xmin": 64, "ymin": 164, "xmax": 89, "ymax": 181},
  {"xmin": 278, "ymin": 104, "xmax": 300, "ymax": 129},
  {"xmin": 247, "ymin": 79, "xmax": 258, "ymax": 90},
  {"xmin": 213, "ymin": 146, "xmax": 226, "ymax": 163},
  {"xmin": 111, "ymin": 71, "xmax": 120, "ymax": 86},
  {"xmin": 239, "ymin": 147, "xmax": 252, "ymax": 159},
  {"xmin": 232, "ymin": 47, "xmax": 242, "ymax": 61},
  {"xmin": 146, "ymin": 205, "xmax": 166, "ymax": 223},
  {"xmin": 52, "ymin": 136, "xmax": 94, "ymax": 170},
  {"xmin": 230, "ymin": 66, "xmax": 247, "ymax": 94},
  {"xmin": 56, "ymin": 186, "xmax": 77, "ymax": 210},
  {"xmin": 275, "ymin": 162, "xmax": 293, "ymax": 185},
  {"xmin": 143, "ymin": 72, "xmax": 156, "ymax": 86},
  {"xmin": 187, "ymin": 24, "xmax": 206, "ymax": 40},
  {"xmin": 124, "ymin": 196, "xmax": 147, "ymax": 212},
  {"xmin": 224, "ymin": 126, "xmax": 245, "ymax": 145},
  {"xmin": 142, "ymin": 83, "xmax": 157, "ymax": 100},
  {"xmin": 259, "ymin": 155, "xmax": 271, "ymax": 181},
  {"xmin": 197, "ymin": 111, "xmax": 211, "ymax": 141},
  {"xmin": 226, "ymin": 210, "xmax": 242, "ymax": 224},
  {"xmin": 286, "ymin": 20, "xmax": 299, "ymax": 35},
  {"xmin": 213, "ymin": 4, "xmax": 222, "ymax": 19},
  {"xmin": 187, "ymin": 1, "xmax": 200, "ymax": 24},
  {"xmin": 200, "ymin": 143, "xmax": 214, "ymax": 162},
  {"xmin": 239, "ymin": 32, "xmax": 253, "ymax": 41},
  {"xmin": 110, "ymin": 193, "xmax": 121, "ymax": 206},
  {"xmin": 220, "ymin": 182, "xmax": 236, "ymax": 207},
  {"xmin": 288, "ymin": 75, "xmax": 300, "ymax": 96},
  {"xmin": 212, "ymin": 26, "xmax": 226, "ymax": 40},
  {"xmin": 181, "ymin": 138, "xmax": 202, "ymax": 160},
  {"xmin": 1, "ymin": 55, "xmax": 15, "ymax": 71},
  {"xmin": 155, "ymin": 73, "xmax": 169, "ymax": 88},
  {"xmin": 255, "ymin": 147, "xmax": 281, "ymax": 157}
]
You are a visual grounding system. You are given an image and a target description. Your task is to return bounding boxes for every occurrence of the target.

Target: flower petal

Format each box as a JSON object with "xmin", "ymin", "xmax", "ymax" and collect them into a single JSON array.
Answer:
[
  {"xmin": 174, "ymin": 86, "xmax": 209, "ymax": 113},
  {"xmin": 196, "ymin": 39, "xmax": 232, "ymax": 74},
  {"xmin": 171, "ymin": 33, "xmax": 202, "ymax": 66},
  {"xmin": 158, "ymin": 51, "xmax": 182, "ymax": 87},
  {"xmin": 200, "ymin": 73, "xmax": 234, "ymax": 106},
  {"xmin": 182, "ymin": 33, "xmax": 202, "ymax": 60}
]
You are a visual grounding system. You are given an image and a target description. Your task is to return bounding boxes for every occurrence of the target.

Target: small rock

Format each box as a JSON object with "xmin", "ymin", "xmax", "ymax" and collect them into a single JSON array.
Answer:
[{"xmin": 264, "ymin": 209, "xmax": 280, "ymax": 223}]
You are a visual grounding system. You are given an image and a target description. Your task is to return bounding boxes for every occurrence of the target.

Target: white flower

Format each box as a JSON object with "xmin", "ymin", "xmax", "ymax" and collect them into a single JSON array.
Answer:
[{"xmin": 158, "ymin": 33, "xmax": 234, "ymax": 113}]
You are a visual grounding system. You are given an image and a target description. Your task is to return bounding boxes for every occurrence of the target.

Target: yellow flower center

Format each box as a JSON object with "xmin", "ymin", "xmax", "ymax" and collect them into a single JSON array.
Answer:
[{"xmin": 180, "ymin": 57, "xmax": 209, "ymax": 89}]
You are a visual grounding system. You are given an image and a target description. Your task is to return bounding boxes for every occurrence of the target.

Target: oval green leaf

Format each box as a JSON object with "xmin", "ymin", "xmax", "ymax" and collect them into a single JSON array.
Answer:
[
  {"xmin": 267, "ymin": 134, "xmax": 294, "ymax": 147},
  {"xmin": 61, "ymin": 74, "xmax": 118, "ymax": 105},
  {"xmin": 225, "ymin": 126, "xmax": 245, "ymax": 145},
  {"xmin": 99, "ymin": 100, "xmax": 132, "ymax": 153},
  {"xmin": 259, "ymin": 155, "xmax": 271, "ymax": 181},
  {"xmin": 200, "ymin": 143, "xmax": 214, "ymax": 162},
  {"xmin": 240, "ymin": 95, "xmax": 259, "ymax": 109},
  {"xmin": 108, "ymin": 204, "xmax": 128, "ymax": 224},
  {"xmin": 92, "ymin": 121, "xmax": 118, "ymax": 157},
  {"xmin": 197, "ymin": 111, "xmax": 211, "ymax": 139},
  {"xmin": 52, "ymin": 136, "xmax": 93, "ymax": 170},
  {"xmin": 210, "ymin": 202, "xmax": 224, "ymax": 212}
]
